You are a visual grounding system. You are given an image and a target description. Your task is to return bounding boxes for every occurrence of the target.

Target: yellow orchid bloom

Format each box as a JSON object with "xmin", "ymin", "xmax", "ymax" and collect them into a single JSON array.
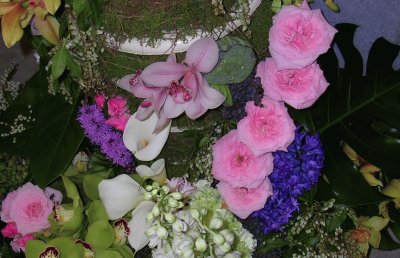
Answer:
[
  {"xmin": 0, "ymin": 0, "xmax": 60, "ymax": 48},
  {"xmin": 382, "ymin": 179, "xmax": 400, "ymax": 209},
  {"xmin": 352, "ymin": 216, "xmax": 389, "ymax": 255}
]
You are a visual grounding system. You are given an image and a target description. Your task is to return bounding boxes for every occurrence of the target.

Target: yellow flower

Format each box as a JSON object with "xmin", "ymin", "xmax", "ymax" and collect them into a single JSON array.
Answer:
[
  {"xmin": 352, "ymin": 216, "xmax": 389, "ymax": 255},
  {"xmin": 382, "ymin": 179, "xmax": 400, "ymax": 209},
  {"xmin": 0, "ymin": 0, "xmax": 60, "ymax": 47}
]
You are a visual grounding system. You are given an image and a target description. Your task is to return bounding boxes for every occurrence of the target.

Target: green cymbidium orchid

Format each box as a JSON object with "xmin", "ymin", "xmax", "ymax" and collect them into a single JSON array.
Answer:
[
  {"xmin": 352, "ymin": 216, "xmax": 389, "ymax": 255},
  {"xmin": 0, "ymin": 0, "xmax": 60, "ymax": 47}
]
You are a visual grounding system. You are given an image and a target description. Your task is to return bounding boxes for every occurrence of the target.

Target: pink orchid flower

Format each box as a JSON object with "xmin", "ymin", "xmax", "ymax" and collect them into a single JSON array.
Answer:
[{"xmin": 138, "ymin": 37, "xmax": 225, "ymax": 119}]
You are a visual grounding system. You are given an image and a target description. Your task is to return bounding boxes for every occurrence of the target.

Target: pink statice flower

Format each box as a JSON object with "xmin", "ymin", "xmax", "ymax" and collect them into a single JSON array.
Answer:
[
  {"xmin": 217, "ymin": 179, "xmax": 273, "ymax": 219},
  {"xmin": 237, "ymin": 99, "xmax": 296, "ymax": 156},
  {"xmin": 107, "ymin": 96, "xmax": 129, "ymax": 117},
  {"xmin": 1, "ymin": 223, "xmax": 18, "ymax": 238},
  {"xmin": 268, "ymin": 1, "xmax": 337, "ymax": 69},
  {"xmin": 10, "ymin": 234, "xmax": 34, "ymax": 253},
  {"xmin": 7, "ymin": 183, "xmax": 53, "ymax": 235},
  {"xmin": 212, "ymin": 130, "xmax": 274, "ymax": 189},
  {"xmin": 257, "ymin": 58, "xmax": 329, "ymax": 109},
  {"xmin": 95, "ymin": 94, "xmax": 106, "ymax": 109},
  {"xmin": 166, "ymin": 177, "xmax": 197, "ymax": 198},
  {"xmin": 105, "ymin": 112, "xmax": 131, "ymax": 131}
]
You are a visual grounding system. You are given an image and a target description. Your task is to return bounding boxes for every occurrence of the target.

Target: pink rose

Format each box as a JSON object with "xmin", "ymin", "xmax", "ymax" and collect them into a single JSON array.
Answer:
[
  {"xmin": 10, "ymin": 234, "xmax": 34, "ymax": 253},
  {"xmin": 237, "ymin": 99, "xmax": 296, "ymax": 156},
  {"xmin": 0, "ymin": 190, "xmax": 17, "ymax": 223},
  {"xmin": 212, "ymin": 130, "xmax": 274, "ymax": 189},
  {"xmin": 268, "ymin": 1, "xmax": 337, "ymax": 69},
  {"xmin": 95, "ymin": 94, "xmax": 106, "ymax": 109},
  {"xmin": 9, "ymin": 183, "xmax": 53, "ymax": 235},
  {"xmin": 257, "ymin": 58, "xmax": 329, "ymax": 109},
  {"xmin": 105, "ymin": 113, "xmax": 130, "ymax": 131},
  {"xmin": 217, "ymin": 179, "xmax": 273, "ymax": 219},
  {"xmin": 1, "ymin": 223, "xmax": 18, "ymax": 238},
  {"xmin": 107, "ymin": 97, "xmax": 129, "ymax": 117}
]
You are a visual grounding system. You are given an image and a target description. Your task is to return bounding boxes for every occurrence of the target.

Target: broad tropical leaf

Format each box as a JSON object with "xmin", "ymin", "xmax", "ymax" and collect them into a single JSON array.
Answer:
[{"xmin": 292, "ymin": 24, "xmax": 400, "ymax": 205}]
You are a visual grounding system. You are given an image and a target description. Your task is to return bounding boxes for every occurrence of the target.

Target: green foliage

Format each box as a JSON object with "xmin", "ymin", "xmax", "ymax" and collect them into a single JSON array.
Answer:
[
  {"xmin": 210, "ymin": 84, "xmax": 233, "ymax": 106},
  {"xmin": 292, "ymin": 24, "xmax": 400, "ymax": 206},
  {"xmin": 83, "ymin": 172, "xmax": 107, "ymax": 200},
  {"xmin": 0, "ymin": 70, "xmax": 84, "ymax": 187},
  {"xmin": 73, "ymin": 0, "xmax": 104, "ymax": 30},
  {"xmin": 85, "ymin": 220, "xmax": 115, "ymax": 249},
  {"xmin": 205, "ymin": 37, "xmax": 256, "ymax": 85},
  {"xmin": 52, "ymin": 45, "xmax": 67, "ymax": 80}
]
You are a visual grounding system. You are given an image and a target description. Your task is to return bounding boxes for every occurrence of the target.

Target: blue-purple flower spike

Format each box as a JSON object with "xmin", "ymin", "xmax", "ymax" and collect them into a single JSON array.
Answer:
[{"xmin": 252, "ymin": 127, "xmax": 325, "ymax": 233}]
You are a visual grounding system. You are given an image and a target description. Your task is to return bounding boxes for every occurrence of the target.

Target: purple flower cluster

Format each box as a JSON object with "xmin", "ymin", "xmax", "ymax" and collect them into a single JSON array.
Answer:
[
  {"xmin": 77, "ymin": 104, "xmax": 134, "ymax": 169},
  {"xmin": 252, "ymin": 127, "xmax": 324, "ymax": 233}
]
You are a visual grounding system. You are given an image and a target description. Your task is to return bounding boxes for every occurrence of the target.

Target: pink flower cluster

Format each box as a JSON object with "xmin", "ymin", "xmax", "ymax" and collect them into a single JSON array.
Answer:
[
  {"xmin": 213, "ymin": 98, "xmax": 296, "ymax": 219},
  {"xmin": 117, "ymin": 37, "xmax": 225, "ymax": 132},
  {"xmin": 213, "ymin": 2, "xmax": 335, "ymax": 219},
  {"xmin": 95, "ymin": 94, "xmax": 131, "ymax": 131},
  {"xmin": 0, "ymin": 183, "xmax": 61, "ymax": 253},
  {"xmin": 257, "ymin": 1, "xmax": 337, "ymax": 109}
]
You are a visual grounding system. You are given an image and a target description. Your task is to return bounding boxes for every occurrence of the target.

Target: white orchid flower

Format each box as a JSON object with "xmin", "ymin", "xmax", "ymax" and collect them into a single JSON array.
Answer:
[
  {"xmin": 136, "ymin": 159, "xmax": 167, "ymax": 185},
  {"xmin": 98, "ymin": 174, "xmax": 146, "ymax": 220},
  {"xmin": 123, "ymin": 112, "xmax": 171, "ymax": 161},
  {"xmin": 128, "ymin": 201, "xmax": 156, "ymax": 251}
]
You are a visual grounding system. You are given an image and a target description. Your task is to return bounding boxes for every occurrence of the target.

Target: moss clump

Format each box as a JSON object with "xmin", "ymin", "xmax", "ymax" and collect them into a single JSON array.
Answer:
[{"xmin": 102, "ymin": 0, "xmax": 236, "ymax": 46}]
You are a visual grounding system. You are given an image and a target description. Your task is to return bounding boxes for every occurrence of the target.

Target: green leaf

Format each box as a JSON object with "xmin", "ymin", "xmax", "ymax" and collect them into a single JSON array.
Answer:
[
  {"xmin": 83, "ymin": 172, "xmax": 107, "ymax": 200},
  {"xmin": 377, "ymin": 230, "xmax": 400, "ymax": 250},
  {"xmin": 325, "ymin": 210, "xmax": 347, "ymax": 233},
  {"xmin": 62, "ymin": 176, "xmax": 80, "ymax": 203},
  {"xmin": 205, "ymin": 38, "xmax": 256, "ymax": 84},
  {"xmin": 30, "ymin": 91, "xmax": 84, "ymax": 187},
  {"xmin": 210, "ymin": 84, "xmax": 233, "ymax": 106},
  {"xmin": 291, "ymin": 24, "xmax": 400, "ymax": 205},
  {"xmin": 86, "ymin": 200, "xmax": 110, "ymax": 223},
  {"xmin": 257, "ymin": 234, "xmax": 287, "ymax": 253},
  {"xmin": 85, "ymin": 220, "xmax": 115, "ymax": 250},
  {"xmin": 217, "ymin": 36, "xmax": 252, "ymax": 51},
  {"xmin": 52, "ymin": 45, "xmax": 67, "ymax": 80},
  {"xmin": 72, "ymin": 0, "xmax": 86, "ymax": 15},
  {"xmin": 112, "ymin": 245, "xmax": 135, "ymax": 258},
  {"xmin": 66, "ymin": 51, "xmax": 82, "ymax": 78}
]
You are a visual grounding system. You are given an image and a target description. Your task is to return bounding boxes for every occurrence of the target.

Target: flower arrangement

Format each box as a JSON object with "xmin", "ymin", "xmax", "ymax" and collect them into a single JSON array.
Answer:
[{"xmin": 1, "ymin": 0, "xmax": 400, "ymax": 257}]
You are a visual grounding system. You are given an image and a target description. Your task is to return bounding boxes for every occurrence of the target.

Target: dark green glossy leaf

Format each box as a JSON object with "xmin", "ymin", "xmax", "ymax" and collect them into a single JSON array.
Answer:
[
  {"xmin": 325, "ymin": 209, "xmax": 347, "ymax": 233},
  {"xmin": 52, "ymin": 45, "xmax": 67, "ymax": 80},
  {"xmin": 378, "ymin": 229, "xmax": 400, "ymax": 250},
  {"xmin": 257, "ymin": 234, "xmax": 286, "ymax": 253},
  {"xmin": 66, "ymin": 51, "xmax": 83, "ymax": 78},
  {"xmin": 292, "ymin": 24, "xmax": 400, "ymax": 205}
]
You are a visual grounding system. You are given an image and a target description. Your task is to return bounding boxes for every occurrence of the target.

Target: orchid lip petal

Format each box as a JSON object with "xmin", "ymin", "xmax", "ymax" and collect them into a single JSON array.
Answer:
[
  {"xmin": 127, "ymin": 201, "xmax": 155, "ymax": 251},
  {"xmin": 136, "ymin": 159, "xmax": 167, "ymax": 185},
  {"xmin": 98, "ymin": 174, "xmax": 145, "ymax": 220},
  {"xmin": 123, "ymin": 112, "xmax": 171, "ymax": 161}
]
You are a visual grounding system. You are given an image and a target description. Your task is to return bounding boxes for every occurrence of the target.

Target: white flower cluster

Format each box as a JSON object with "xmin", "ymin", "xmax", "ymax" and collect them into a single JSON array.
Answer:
[{"xmin": 144, "ymin": 181, "xmax": 256, "ymax": 257}]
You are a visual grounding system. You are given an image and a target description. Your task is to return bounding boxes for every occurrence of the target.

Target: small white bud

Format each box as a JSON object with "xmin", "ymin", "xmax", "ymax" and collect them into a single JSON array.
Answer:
[
  {"xmin": 195, "ymin": 237, "xmax": 207, "ymax": 252},
  {"xmin": 152, "ymin": 205, "xmax": 160, "ymax": 217},
  {"xmin": 209, "ymin": 217, "xmax": 223, "ymax": 230},
  {"xmin": 156, "ymin": 225, "xmax": 168, "ymax": 239},
  {"xmin": 213, "ymin": 233, "xmax": 225, "ymax": 245},
  {"xmin": 152, "ymin": 182, "xmax": 160, "ymax": 188},
  {"xmin": 181, "ymin": 247, "xmax": 194, "ymax": 258},
  {"xmin": 145, "ymin": 226, "xmax": 156, "ymax": 237},
  {"xmin": 220, "ymin": 229, "xmax": 234, "ymax": 244},
  {"xmin": 151, "ymin": 189, "xmax": 159, "ymax": 196},
  {"xmin": 144, "ymin": 192, "xmax": 153, "ymax": 200},
  {"xmin": 164, "ymin": 213, "xmax": 176, "ymax": 224},
  {"xmin": 220, "ymin": 242, "xmax": 231, "ymax": 253},
  {"xmin": 168, "ymin": 198, "xmax": 179, "ymax": 208},
  {"xmin": 161, "ymin": 185, "xmax": 169, "ymax": 194},
  {"xmin": 172, "ymin": 219, "xmax": 187, "ymax": 233},
  {"xmin": 191, "ymin": 209, "xmax": 200, "ymax": 220},
  {"xmin": 170, "ymin": 192, "xmax": 183, "ymax": 200},
  {"xmin": 146, "ymin": 212, "xmax": 154, "ymax": 222}
]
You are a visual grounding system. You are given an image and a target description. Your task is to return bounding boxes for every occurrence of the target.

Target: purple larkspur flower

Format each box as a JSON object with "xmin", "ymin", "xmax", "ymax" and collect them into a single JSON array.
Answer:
[
  {"xmin": 77, "ymin": 104, "xmax": 134, "ymax": 169},
  {"xmin": 252, "ymin": 127, "xmax": 324, "ymax": 233}
]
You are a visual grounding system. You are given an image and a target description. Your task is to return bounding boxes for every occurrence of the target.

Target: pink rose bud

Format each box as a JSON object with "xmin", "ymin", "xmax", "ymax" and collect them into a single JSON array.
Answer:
[
  {"xmin": 1, "ymin": 223, "xmax": 18, "ymax": 238},
  {"xmin": 237, "ymin": 99, "xmax": 296, "ymax": 156},
  {"xmin": 0, "ymin": 190, "xmax": 18, "ymax": 223},
  {"xmin": 95, "ymin": 94, "xmax": 106, "ymax": 109},
  {"xmin": 257, "ymin": 58, "xmax": 329, "ymax": 109},
  {"xmin": 268, "ymin": 1, "xmax": 337, "ymax": 69},
  {"xmin": 217, "ymin": 179, "xmax": 273, "ymax": 219},
  {"xmin": 10, "ymin": 234, "xmax": 34, "ymax": 253},
  {"xmin": 107, "ymin": 97, "xmax": 129, "ymax": 117},
  {"xmin": 212, "ymin": 130, "xmax": 274, "ymax": 189}
]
